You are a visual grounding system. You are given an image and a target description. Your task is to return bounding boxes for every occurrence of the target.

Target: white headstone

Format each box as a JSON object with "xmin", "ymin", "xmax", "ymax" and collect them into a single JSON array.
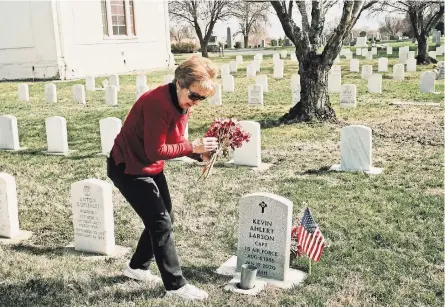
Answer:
[
  {"xmin": 356, "ymin": 48, "xmax": 362, "ymax": 56},
  {"xmin": 371, "ymin": 47, "xmax": 377, "ymax": 55},
  {"xmin": 273, "ymin": 60, "xmax": 284, "ymax": 79},
  {"xmin": 339, "ymin": 125, "xmax": 373, "ymax": 171},
  {"xmin": 350, "ymin": 59, "xmax": 360, "ymax": 72},
  {"xmin": 386, "ymin": 46, "xmax": 393, "ymax": 55},
  {"xmin": 163, "ymin": 75, "xmax": 174, "ymax": 84},
  {"xmin": 331, "ymin": 65, "xmax": 342, "ymax": 76},
  {"xmin": 209, "ymin": 84, "xmax": 222, "ymax": 105},
  {"xmin": 248, "ymin": 84, "xmax": 264, "ymax": 106},
  {"xmin": 0, "ymin": 115, "xmax": 20, "ymax": 150},
  {"xmin": 72, "ymin": 85, "xmax": 86, "ymax": 104},
  {"xmin": 221, "ymin": 64, "xmax": 231, "ymax": 77},
  {"xmin": 222, "ymin": 75, "xmax": 235, "ymax": 92},
  {"xmin": 99, "ymin": 117, "xmax": 122, "ymax": 155},
  {"xmin": 437, "ymin": 61, "xmax": 445, "ymax": 80},
  {"xmin": 0, "ymin": 173, "xmax": 20, "ymax": 238},
  {"xmin": 280, "ymin": 50, "xmax": 287, "ymax": 59},
  {"xmin": 230, "ymin": 61, "xmax": 238, "ymax": 73},
  {"xmin": 18, "ymin": 84, "xmax": 29, "ymax": 101},
  {"xmin": 366, "ymin": 53, "xmax": 373, "ymax": 61},
  {"xmin": 136, "ymin": 75, "xmax": 147, "ymax": 88},
  {"xmin": 345, "ymin": 52, "xmax": 353, "ymax": 60},
  {"xmin": 399, "ymin": 52, "xmax": 408, "ymax": 64},
  {"xmin": 378, "ymin": 58, "xmax": 388, "ymax": 72},
  {"xmin": 292, "ymin": 92, "xmax": 301, "ymax": 106},
  {"xmin": 368, "ymin": 74, "xmax": 382, "ymax": 94},
  {"xmin": 85, "ymin": 76, "xmax": 96, "ymax": 91},
  {"xmin": 256, "ymin": 75, "xmax": 268, "ymax": 93},
  {"xmin": 328, "ymin": 73, "xmax": 341, "ymax": 93},
  {"xmin": 356, "ymin": 37, "xmax": 368, "ymax": 47},
  {"xmin": 236, "ymin": 55, "xmax": 243, "ymax": 64},
  {"xmin": 290, "ymin": 74, "xmax": 300, "ymax": 92},
  {"xmin": 436, "ymin": 46, "xmax": 444, "ymax": 56},
  {"xmin": 428, "ymin": 51, "xmax": 437, "ymax": 60},
  {"xmin": 136, "ymin": 85, "xmax": 150, "ymax": 100},
  {"xmin": 273, "ymin": 53, "xmax": 280, "ymax": 64},
  {"xmin": 420, "ymin": 71, "xmax": 436, "ymax": 93},
  {"xmin": 334, "ymin": 56, "xmax": 340, "ymax": 64},
  {"xmin": 340, "ymin": 84, "xmax": 357, "ymax": 108},
  {"xmin": 45, "ymin": 83, "xmax": 57, "ymax": 103},
  {"xmin": 233, "ymin": 121, "xmax": 261, "ymax": 167},
  {"xmin": 361, "ymin": 65, "xmax": 373, "ymax": 80},
  {"xmin": 406, "ymin": 58, "xmax": 417, "ymax": 72},
  {"xmin": 71, "ymin": 179, "xmax": 115, "ymax": 255},
  {"xmin": 236, "ymin": 192, "xmax": 293, "ymax": 281},
  {"xmin": 253, "ymin": 59, "xmax": 261, "ymax": 72},
  {"xmin": 408, "ymin": 51, "xmax": 415, "ymax": 60},
  {"xmin": 246, "ymin": 64, "xmax": 256, "ymax": 77},
  {"xmin": 105, "ymin": 85, "xmax": 118, "ymax": 106},
  {"xmin": 393, "ymin": 63, "xmax": 405, "ymax": 81},
  {"xmin": 108, "ymin": 75, "xmax": 120, "ymax": 91},
  {"xmin": 45, "ymin": 116, "xmax": 68, "ymax": 154},
  {"xmin": 290, "ymin": 53, "xmax": 297, "ymax": 62},
  {"xmin": 361, "ymin": 48, "xmax": 369, "ymax": 57}
]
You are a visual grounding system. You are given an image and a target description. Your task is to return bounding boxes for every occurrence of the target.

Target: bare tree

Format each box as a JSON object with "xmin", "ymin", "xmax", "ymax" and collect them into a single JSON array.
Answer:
[
  {"xmin": 372, "ymin": 1, "xmax": 444, "ymax": 64},
  {"xmin": 170, "ymin": 25, "xmax": 195, "ymax": 43},
  {"xmin": 378, "ymin": 16, "xmax": 406, "ymax": 37},
  {"xmin": 232, "ymin": 1, "xmax": 270, "ymax": 48},
  {"xmin": 270, "ymin": 0, "xmax": 377, "ymax": 122},
  {"xmin": 169, "ymin": 0, "xmax": 234, "ymax": 57}
]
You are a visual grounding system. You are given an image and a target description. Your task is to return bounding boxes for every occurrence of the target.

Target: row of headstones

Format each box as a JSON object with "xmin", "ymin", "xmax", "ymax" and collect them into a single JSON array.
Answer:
[
  {"xmin": 221, "ymin": 53, "xmax": 286, "ymax": 81},
  {"xmin": 0, "ymin": 115, "xmax": 121, "ymax": 155},
  {"xmin": 16, "ymin": 74, "xmax": 176, "ymax": 104},
  {"xmin": 340, "ymin": 45, "xmax": 445, "ymax": 59}
]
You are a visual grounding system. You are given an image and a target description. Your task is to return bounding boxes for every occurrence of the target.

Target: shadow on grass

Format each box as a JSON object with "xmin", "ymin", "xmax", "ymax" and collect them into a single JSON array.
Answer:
[
  {"xmin": 182, "ymin": 265, "xmax": 232, "ymax": 285},
  {"xmin": 296, "ymin": 166, "xmax": 332, "ymax": 175},
  {"xmin": 9, "ymin": 243, "xmax": 65, "ymax": 256}
]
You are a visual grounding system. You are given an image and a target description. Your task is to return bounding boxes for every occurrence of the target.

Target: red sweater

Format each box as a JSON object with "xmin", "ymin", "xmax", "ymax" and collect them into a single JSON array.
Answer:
[{"xmin": 111, "ymin": 83, "xmax": 194, "ymax": 175}]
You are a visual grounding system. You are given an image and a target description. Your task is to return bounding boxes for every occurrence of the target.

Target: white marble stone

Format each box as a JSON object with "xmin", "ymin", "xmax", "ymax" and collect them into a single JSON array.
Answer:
[
  {"xmin": 428, "ymin": 51, "xmax": 437, "ymax": 60},
  {"xmin": 0, "ymin": 173, "xmax": 20, "ymax": 238},
  {"xmin": 361, "ymin": 48, "xmax": 369, "ymax": 57},
  {"xmin": 368, "ymin": 74, "xmax": 382, "ymax": 94},
  {"xmin": 71, "ymin": 179, "xmax": 115, "ymax": 255},
  {"xmin": 99, "ymin": 117, "xmax": 122, "ymax": 156},
  {"xmin": 340, "ymin": 84, "xmax": 357, "ymax": 108},
  {"xmin": 221, "ymin": 64, "xmax": 231, "ymax": 77},
  {"xmin": 233, "ymin": 121, "xmax": 261, "ymax": 167},
  {"xmin": 72, "ymin": 85, "xmax": 86, "ymax": 104},
  {"xmin": 420, "ymin": 71, "xmax": 436, "ymax": 93},
  {"xmin": 345, "ymin": 52, "xmax": 353, "ymax": 60},
  {"xmin": 393, "ymin": 63, "xmax": 405, "ymax": 81},
  {"xmin": 436, "ymin": 46, "xmax": 443, "ymax": 56},
  {"xmin": 280, "ymin": 50, "xmax": 287, "ymax": 59},
  {"xmin": 248, "ymin": 84, "xmax": 263, "ymax": 106},
  {"xmin": 331, "ymin": 65, "xmax": 341, "ymax": 76},
  {"xmin": 18, "ymin": 84, "xmax": 29, "ymax": 102},
  {"xmin": 292, "ymin": 91, "xmax": 301, "ymax": 106},
  {"xmin": 371, "ymin": 47, "xmax": 377, "ymax": 55},
  {"xmin": 246, "ymin": 64, "xmax": 256, "ymax": 77},
  {"xmin": 236, "ymin": 192, "xmax": 292, "ymax": 281},
  {"xmin": 230, "ymin": 61, "xmax": 238, "ymax": 73},
  {"xmin": 290, "ymin": 74, "xmax": 300, "ymax": 92},
  {"xmin": 163, "ymin": 75, "xmax": 174, "ymax": 84},
  {"xmin": 356, "ymin": 37, "xmax": 368, "ymax": 47},
  {"xmin": 361, "ymin": 65, "xmax": 373, "ymax": 80},
  {"xmin": 334, "ymin": 56, "xmax": 340, "ymax": 64},
  {"xmin": 377, "ymin": 57, "xmax": 388, "ymax": 72},
  {"xmin": 255, "ymin": 75, "xmax": 268, "ymax": 93},
  {"xmin": 222, "ymin": 75, "xmax": 235, "ymax": 92},
  {"xmin": 108, "ymin": 74, "xmax": 120, "ymax": 91},
  {"xmin": 273, "ymin": 60, "xmax": 284, "ymax": 79},
  {"xmin": 45, "ymin": 83, "xmax": 57, "ymax": 103},
  {"xmin": 209, "ymin": 84, "xmax": 222, "ymax": 105},
  {"xmin": 406, "ymin": 58, "xmax": 417, "ymax": 72},
  {"xmin": 399, "ymin": 51, "xmax": 408, "ymax": 64},
  {"xmin": 136, "ymin": 75, "xmax": 147, "ymax": 88},
  {"xmin": 408, "ymin": 51, "xmax": 415, "ymax": 60},
  {"xmin": 236, "ymin": 55, "xmax": 243, "ymax": 64},
  {"xmin": 328, "ymin": 73, "xmax": 341, "ymax": 93},
  {"xmin": 0, "ymin": 115, "xmax": 20, "ymax": 150},
  {"xmin": 290, "ymin": 53, "xmax": 297, "ymax": 62},
  {"xmin": 136, "ymin": 85, "xmax": 150, "ymax": 100},
  {"xmin": 105, "ymin": 85, "xmax": 118, "ymax": 106},
  {"xmin": 356, "ymin": 48, "xmax": 362, "ymax": 56},
  {"xmin": 386, "ymin": 46, "xmax": 393, "ymax": 55},
  {"xmin": 350, "ymin": 59, "xmax": 360, "ymax": 72},
  {"xmin": 85, "ymin": 76, "xmax": 96, "ymax": 91},
  {"xmin": 253, "ymin": 59, "xmax": 261, "ymax": 72},
  {"xmin": 437, "ymin": 61, "xmax": 445, "ymax": 80},
  {"xmin": 366, "ymin": 53, "xmax": 373, "ymax": 60},
  {"xmin": 273, "ymin": 53, "xmax": 280, "ymax": 65},
  {"xmin": 330, "ymin": 125, "xmax": 382, "ymax": 173},
  {"xmin": 45, "ymin": 116, "xmax": 69, "ymax": 154}
]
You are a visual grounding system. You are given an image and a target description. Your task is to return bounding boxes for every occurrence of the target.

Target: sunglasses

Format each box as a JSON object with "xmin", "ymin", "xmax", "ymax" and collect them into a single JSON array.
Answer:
[{"xmin": 187, "ymin": 88, "xmax": 208, "ymax": 101}]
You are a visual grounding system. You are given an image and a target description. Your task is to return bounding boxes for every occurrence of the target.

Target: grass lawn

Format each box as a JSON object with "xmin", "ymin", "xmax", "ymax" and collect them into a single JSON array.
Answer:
[{"xmin": 0, "ymin": 51, "xmax": 443, "ymax": 306}]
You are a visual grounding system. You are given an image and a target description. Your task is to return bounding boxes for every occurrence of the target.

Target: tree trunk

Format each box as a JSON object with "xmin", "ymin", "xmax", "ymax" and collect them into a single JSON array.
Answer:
[
  {"xmin": 200, "ymin": 40, "xmax": 209, "ymax": 58},
  {"xmin": 416, "ymin": 35, "xmax": 437, "ymax": 64},
  {"xmin": 280, "ymin": 54, "xmax": 336, "ymax": 123},
  {"xmin": 244, "ymin": 35, "xmax": 249, "ymax": 48}
]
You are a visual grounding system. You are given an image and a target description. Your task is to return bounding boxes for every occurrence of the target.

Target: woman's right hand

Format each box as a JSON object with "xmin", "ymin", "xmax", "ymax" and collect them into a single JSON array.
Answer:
[{"xmin": 192, "ymin": 137, "xmax": 218, "ymax": 154}]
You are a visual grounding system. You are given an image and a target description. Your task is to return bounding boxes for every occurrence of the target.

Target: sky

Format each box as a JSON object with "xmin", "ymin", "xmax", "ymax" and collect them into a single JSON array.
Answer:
[{"xmin": 211, "ymin": 4, "xmax": 385, "ymax": 40}]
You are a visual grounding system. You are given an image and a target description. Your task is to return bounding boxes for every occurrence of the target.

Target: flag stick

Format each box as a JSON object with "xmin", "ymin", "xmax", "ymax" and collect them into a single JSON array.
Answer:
[{"xmin": 308, "ymin": 257, "xmax": 312, "ymax": 275}]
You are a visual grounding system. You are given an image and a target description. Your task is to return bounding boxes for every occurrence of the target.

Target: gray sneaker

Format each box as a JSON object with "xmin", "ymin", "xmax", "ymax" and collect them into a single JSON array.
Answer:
[
  {"xmin": 165, "ymin": 284, "xmax": 209, "ymax": 300},
  {"xmin": 123, "ymin": 264, "xmax": 162, "ymax": 284}
]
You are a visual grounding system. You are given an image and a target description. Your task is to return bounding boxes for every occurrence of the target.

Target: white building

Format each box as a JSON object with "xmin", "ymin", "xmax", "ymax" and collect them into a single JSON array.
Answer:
[{"xmin": 0, "ymin": 0, "xmax": 173, "ymax": 80}]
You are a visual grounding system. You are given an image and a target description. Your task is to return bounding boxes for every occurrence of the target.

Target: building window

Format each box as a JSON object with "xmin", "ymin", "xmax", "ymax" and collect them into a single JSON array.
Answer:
[{"xmin": 101, "ymin": 0, "xmax": 136, "ymax": 37}]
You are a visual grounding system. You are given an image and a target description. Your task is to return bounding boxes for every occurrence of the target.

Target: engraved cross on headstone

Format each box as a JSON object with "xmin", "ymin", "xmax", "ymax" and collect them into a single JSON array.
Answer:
[{"xmin": 259, "ymin": 201, "xmax": 267, "ymax": 213}]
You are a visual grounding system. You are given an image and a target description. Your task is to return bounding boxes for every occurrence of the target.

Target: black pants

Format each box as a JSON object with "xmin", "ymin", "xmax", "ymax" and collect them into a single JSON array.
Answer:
[{"xmin": 107, "ymin": 155, "xmax": 187, "ymax": 290}]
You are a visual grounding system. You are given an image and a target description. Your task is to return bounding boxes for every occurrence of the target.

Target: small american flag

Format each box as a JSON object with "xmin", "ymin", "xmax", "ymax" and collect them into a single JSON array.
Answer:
[{"xmin": 297, "ymin": 208, "xmax": 326, "ymax": 262}]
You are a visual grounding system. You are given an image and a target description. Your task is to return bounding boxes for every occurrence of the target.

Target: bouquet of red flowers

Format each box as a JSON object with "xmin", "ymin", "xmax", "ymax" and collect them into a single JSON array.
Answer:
[
  {"xmin": 290, "ymin": 222, "xmax": 304, "ymax": 258},
  {"xmin": 198, "ymin": 118, "xmax": 251, "ymax": 181}
]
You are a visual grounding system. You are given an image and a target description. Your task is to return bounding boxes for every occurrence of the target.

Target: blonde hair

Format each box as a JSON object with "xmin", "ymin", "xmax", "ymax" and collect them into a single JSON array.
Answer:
[{"xmin": 174, "ymin": 55, "xmax": 218, "ymax": 96}]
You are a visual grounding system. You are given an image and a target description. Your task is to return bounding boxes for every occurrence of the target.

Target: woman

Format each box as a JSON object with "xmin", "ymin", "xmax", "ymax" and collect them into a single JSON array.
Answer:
[{"xmin": 107, "ymin": 55, "xmax": 218, "ymax": 300}]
